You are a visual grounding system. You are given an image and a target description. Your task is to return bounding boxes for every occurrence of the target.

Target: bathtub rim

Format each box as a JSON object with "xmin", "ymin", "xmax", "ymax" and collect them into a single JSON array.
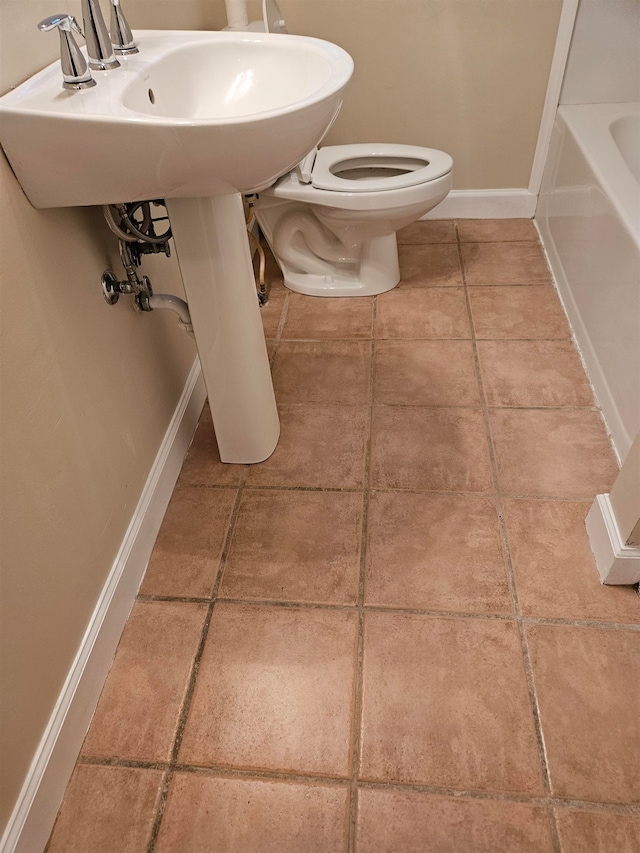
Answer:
[{"xmin": 558, "ymin": 102, "xmax": 640, "ymax": 248}]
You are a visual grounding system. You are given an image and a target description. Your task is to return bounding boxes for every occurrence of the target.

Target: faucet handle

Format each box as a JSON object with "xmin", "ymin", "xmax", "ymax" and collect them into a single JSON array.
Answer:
[
  {"xmin": 37, "ymin": 14, "xmax": 96, "ymax": 90},
  {"xmin": 38, "ymin": 13, "xmax": 82, "ymax": 34}
]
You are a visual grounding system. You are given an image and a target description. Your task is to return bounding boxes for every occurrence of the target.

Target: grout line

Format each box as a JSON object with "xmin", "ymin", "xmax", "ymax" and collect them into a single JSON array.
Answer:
[
  {"xmin": 146, "ymin": 470, "xmax": 249, "ymax": 852},
  {"xmin": 275, "ymin": 401, "xmax": 486, "ymax": 409},
  {"xmin": 183, "ymin": 483, "xmax": 368, "ymax": 494},
  {"xmin": 78, "ymin": 756, "xmax": 171, "ymax": 771},
  {"xmin": 136, "ymin": 594, "xmax": 211, "ymax": 604},
  {"xmin": 172, "ymin": 764, "xmax": 350, "ymax": 784},
  {"xmin": 356, "ymin": 780, "xmax": 640, "ymax": 815},
  {"xmin": 277, "ymin": 335, "xmax": 475, "ymax": 342},
  {"xmin": 176, "ymin": 481, "xmax": 609, "ymax": 502},
  {"xmin": 215, "ymin": 597, "xmax": 359, "ymax": 612},
  {"xmin": 74, "ymin": 754, "xmax": 640, "ymax": 815},
  {"xmin": 464, "ymin": 282, "xmax": 555, "ymax": 288},
  {"xmin": 349, "ymin": 608, "xmax": 364, "ymax": 853},
  {"xmin": 456, "ymin": 233, "xmax": 562, "ymax": 853},
  {"xmin": 474, "ymin": 336, "xmax": 573, "ymax": 342},
  {"xmin": 348, "ymin": 302, "xmax": 376, "ymax": 853},
  {"xmin": 265, "ymin": 270, "xmax": 291, "ymax": 367},
  {"xmin": 486, "ymin": 405, "xmax": 599, "ymax": 412},
  {"xmin": 209, "ymin": 468, "xmax": 250, "ymax": 602},
  {"xmin": 181, "ymin": 483, "xmax": 513, "ymax": 498},
  {"xmin": 134, "ymin": 595, "xmax": 638, "ymax": 631},
  {"xmin": 521, "ymin": 615, "xmax": 640, "ymax": 632},
  {"xmin": 547, "ymin": 799, "xmax": 640, "ymax": 816},
  {"xmin": 494, "ymin": 492, "xmax": 611, "ymax": 502},
  {"xmin": 169, "ymin": 482, "xmax": 244, "ymax": 490},
  {"xmin": 272, "ymin": 333, "xmax": 574, "ymax": 342},
  {"xmin": 268, "ymin": 401, "xmax": 600, "ymax": 413}
]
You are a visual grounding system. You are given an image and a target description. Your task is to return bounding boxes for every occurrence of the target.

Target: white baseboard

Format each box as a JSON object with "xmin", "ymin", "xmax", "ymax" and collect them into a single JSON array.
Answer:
[
  {"xmin": 586, "ymin": 495, "xmax": 640, "ymax": 586},
  {"xmin": 423, "ymin": 189, "xmax": 538, "ymax": 220},
  {"xmin": 1, "ymin": 359, "xmax": 206, "ymax": 853}
]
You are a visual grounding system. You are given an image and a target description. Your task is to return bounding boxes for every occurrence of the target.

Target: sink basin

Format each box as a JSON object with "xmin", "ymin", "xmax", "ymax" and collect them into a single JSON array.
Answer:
[{"xmin": 0, "ymin": 30, "xmax": 353, "ymax": 208}]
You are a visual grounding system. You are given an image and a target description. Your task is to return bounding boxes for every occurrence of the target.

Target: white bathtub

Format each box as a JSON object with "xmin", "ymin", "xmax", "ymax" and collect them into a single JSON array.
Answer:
[{"xmin": 536, "ymin": 102, "xmax": 640, "ymax": 463}]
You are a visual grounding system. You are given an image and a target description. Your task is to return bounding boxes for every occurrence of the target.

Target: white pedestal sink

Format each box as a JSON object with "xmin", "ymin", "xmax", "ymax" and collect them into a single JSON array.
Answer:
[
  {"xmin": 0, "ymin": 30, "xmax": 353, "ymax": 462},
  {"xmin": 167, "ymin": 194, "xmax": 280, "ymax": 462}
]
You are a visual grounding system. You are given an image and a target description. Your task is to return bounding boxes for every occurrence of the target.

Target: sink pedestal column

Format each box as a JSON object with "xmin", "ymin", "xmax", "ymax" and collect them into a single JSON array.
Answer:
[{"xmin": 166, "ymin": 193, "xmax": 280, "ymax": 463}]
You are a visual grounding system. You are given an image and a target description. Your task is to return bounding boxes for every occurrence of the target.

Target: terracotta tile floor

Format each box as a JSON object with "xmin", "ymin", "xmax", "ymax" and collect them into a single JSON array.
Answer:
[{"xmin": 47, "ymin": 220, "xmax": 640, "ymax": 852}]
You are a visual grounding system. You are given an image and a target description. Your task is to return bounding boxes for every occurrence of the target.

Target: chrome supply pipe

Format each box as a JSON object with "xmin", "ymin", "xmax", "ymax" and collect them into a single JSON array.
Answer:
[
  {"xmin": 82, "ymin": 0, "xmax": 120, "ymax": 70},
  {"xmin": 109, "ymin": 0, "xmax": 138, "ymax": 54}
]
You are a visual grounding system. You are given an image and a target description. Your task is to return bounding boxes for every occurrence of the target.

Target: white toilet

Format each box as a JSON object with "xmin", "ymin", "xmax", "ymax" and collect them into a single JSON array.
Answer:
[{"xmin": 252, "ymin": 142, "xmax": 453, "ymax": 297}]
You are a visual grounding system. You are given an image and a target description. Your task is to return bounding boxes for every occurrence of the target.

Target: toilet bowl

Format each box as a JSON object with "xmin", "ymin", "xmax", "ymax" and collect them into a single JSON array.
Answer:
[{"xmin": 252, "ymin": 142, "xmax": 453, "ymax": 297}]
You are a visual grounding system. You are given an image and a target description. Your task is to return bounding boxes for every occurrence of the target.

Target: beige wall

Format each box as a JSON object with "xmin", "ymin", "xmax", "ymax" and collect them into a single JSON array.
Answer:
[
  {"xmin": 267, "ymin": 0, "xmax": 563, "ymax": 189},
  {"xmin": 0, "ymin": 0, "xmax": 228, "ymax": 834},
  {"xmin": 0, "ymin": 0, "xmax": 563, "ymax": 838}
]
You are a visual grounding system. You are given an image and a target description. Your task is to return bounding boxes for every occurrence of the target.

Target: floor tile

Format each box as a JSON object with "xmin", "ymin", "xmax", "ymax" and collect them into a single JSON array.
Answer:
[
  {"xmin": 365, "ymin": 492, "xmax": 511, "ymax": 614},
  {"xmin": 397, "ymin": 219, "xmax": 457, "ymax": 244},
  {"xmin": 477, "ymin": 341, "xmax": 594, "ymax": 408},
  {"xmin": 179, "ymin": 603, "xmax": 358, "ymax": 776},
  {"xmin": 271, "ymin": 340, "xmax": 372, "ymax": 405},
  {"xmin": 469, "ymin": 285, "xmax": 571, "ymax": 340},
  {"xmin": 155, "ymin": 774, "xmax": 349, "ymax": 853},
  {"xmin": 370, "ymin": 407, "xmax": 493, "ymax": 492},
  {"xmin": 47, "ymin": 218, "xmax": 639, "ymax": 848},
  {"xmin": 397, "ymin": 244, "xmax": 463, "ymax": 287},
  {"xmin": 140, "ymin": 485, "xmax": 237, "ymax": 598},
  {"xmin": 490, "ymin": 409, "xmax": 618, "ymax": 498},
  {"xmin": 554, "ymin": 808, "xmax": 640, "ymax": 853},
  {"xmin": 373, "ymin": 339, "xmax": 480, "ymax": 406},
  {"xmin": 82, "ymin": 601, "xmax": 207, "ymax": 762},
  {"xmin": 282, "ymin": 293, "xmax": 373, "ymax": 339},
  {"xmin": 505, "ymin": 499, "xmax": 640, "ymax": 623},
  {"xmin": 461, "ymin": 242, "xmax": 551, "ymax": 285},
  {"xmin": 359, "ymin": 612, "xmax": 544, "ymax": 794},
  {"xmin": 178, "ymin": 404, "xmax": 247, "ymax": 487},
  {"xmin": 457, "ymin": 219, "xmax": 539, "ymax": 243},
  {"xmin": 356, "ymin": 788, "xmax": 554, "ymax": 852},
  {"xmin": 220, "ymin": 489, "xmax": 362, "ymax": 605},
  {"xmin": 375, "ymin": 288, "xmax": 471, "ymax": 339},
  {"xmin": 527, "ymin": 624, "xmax": 640, "ymax": 803},
  {"xmin": 246, "ymin": 404, "xmax": 368, "ymax": 489},
  {"xmin": 47, "ymin": 765, "xmax": 164, "ymax": 853}
]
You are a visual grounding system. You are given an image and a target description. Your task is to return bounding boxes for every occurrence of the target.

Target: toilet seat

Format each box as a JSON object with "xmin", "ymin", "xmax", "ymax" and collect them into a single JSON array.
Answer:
[
  {"xmin": 299, "ymin": 143, "xmax": 452, "ymax": 193},
  {"xmin": 253, "ymin": 141, "xmax": 453, "ymax": 297}
]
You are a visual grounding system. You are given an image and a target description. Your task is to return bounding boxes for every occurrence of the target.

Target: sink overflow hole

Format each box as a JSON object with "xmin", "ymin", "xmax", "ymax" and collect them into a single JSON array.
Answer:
[{"xmin": 148, "ymin": 88, "xmax": 155, "ymax": 104}]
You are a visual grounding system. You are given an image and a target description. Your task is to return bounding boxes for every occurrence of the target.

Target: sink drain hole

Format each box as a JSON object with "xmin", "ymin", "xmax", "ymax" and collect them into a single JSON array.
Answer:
[{"xmin": 148, "ymin": 88, "xmax": 155, "ymax": 104}]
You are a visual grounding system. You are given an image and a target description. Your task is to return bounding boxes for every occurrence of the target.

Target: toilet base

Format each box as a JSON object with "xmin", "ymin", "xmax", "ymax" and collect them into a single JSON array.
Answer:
[{"xmin": 279, "ymin": 232, "xmax": 400, "ymax": 297}]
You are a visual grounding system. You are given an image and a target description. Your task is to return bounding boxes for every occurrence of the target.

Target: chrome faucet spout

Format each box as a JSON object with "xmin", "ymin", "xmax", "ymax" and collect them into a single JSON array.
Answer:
[{"xmin": 82, "ymin": 0, "xmax": 120, "ymax": 70}]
